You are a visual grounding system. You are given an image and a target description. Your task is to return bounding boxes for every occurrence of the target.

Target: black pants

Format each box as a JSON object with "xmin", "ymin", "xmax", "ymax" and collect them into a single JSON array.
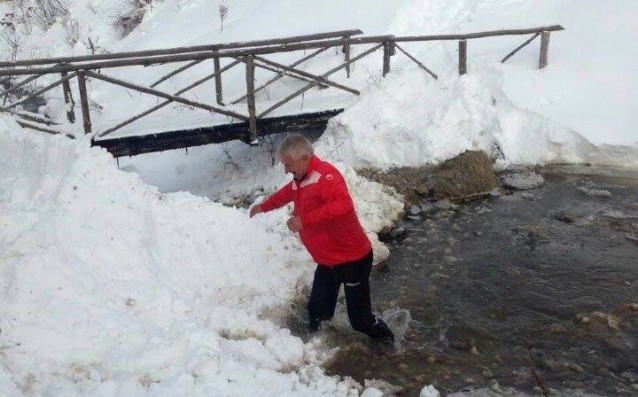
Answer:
[{"xmin": 307, "ymin": 250, "xmax": 394, "ymax": 342}]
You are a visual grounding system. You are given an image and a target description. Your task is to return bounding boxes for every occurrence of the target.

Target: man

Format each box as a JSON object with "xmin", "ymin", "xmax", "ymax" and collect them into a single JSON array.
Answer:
[{"xmin": 250, "ymin": 133, "xmax": 394, "ymax": 344}]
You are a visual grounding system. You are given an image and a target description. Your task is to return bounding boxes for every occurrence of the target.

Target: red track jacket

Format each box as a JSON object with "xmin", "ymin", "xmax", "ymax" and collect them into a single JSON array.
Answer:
[{"xmin": 260, "ymin": 155, "xmax": 371, "ymax": 266}]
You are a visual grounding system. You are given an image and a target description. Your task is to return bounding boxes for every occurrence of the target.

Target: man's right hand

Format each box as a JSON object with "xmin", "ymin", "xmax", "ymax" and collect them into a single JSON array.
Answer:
[{"xmin": 249, "ymin": 204, "xmax": 263, "ymax": 218}]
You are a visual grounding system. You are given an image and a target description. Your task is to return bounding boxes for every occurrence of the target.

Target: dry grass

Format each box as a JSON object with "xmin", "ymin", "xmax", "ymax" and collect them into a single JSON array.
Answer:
[{"xmin": 360, "ymin": 150, "xmax": 496, "ymax": 205}]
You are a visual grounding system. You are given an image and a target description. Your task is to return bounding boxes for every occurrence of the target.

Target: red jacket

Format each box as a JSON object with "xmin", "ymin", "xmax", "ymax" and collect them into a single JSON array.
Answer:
[{"xmin": 260, "ymin": 155, "xmax": 371, "ymax": 266}]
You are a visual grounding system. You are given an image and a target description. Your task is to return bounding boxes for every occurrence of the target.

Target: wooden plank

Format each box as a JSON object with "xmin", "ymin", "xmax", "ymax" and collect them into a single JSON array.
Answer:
[
  {"xmin": 539, "ymin": 31, "xmax": 550, "ymax": 69},
  {"xmin": 394, "ymin": 43, "xmax": 437, "ymax": 79},
  {"xmin": 92, "ymin": 109, "xmax": 344, "ymax": 157},
  {"xmin": 231, "ymin": 47, "xmax": 328, "ymax": 104},
  {"xmin": 61, "ymin": 71, "xmax": 76, "ymax": 123},
  {"xmin": 252, "ymin": 55, "xmax": 359, "ymax": 95},
  {"xmin": 96, "ymin": 59, "xmax": 242, "ymax": 138},
  {"xmin": 343, "ymin": 34, "xmax": 351, "ymax": 78},
  {"xmin": 16, "ymin": 119, "xmax": 74, "ymax": 138},
  {"xmin": 150, "ymin": 59, "xmax": 204, "ymax": 88},
  {"xmin": 459, "ymin": 40, "xmax": 467, "ymax": 75},
  {"xmin": 0, "ymin": 29, "xmax": 364, "ymax": 68},
  {"xmin": 250, "ymin": 59, "xmax": 328, "ymax": 88},
  {"xmin": 213, "ymin": 54, "xmax": 224, "ymax": 105},
  {"xmin": 245, "ymin": 55, "xmax": 258, "ymax": 142},
  {"xmin": 0, "ymin": 74, "xmax": 42, "ymax": 98},
  {"xmin": 382, "ymin": 41, "xmax": 394, "ymax": 76},
  {"xmin": 7, "ymin": 108, "xmax": 59, "ymax": 125},
  {"xmin": 501, "ymin": 32, "xmax": 540, "ymax": 63},
  {"xmin": 84, "ymin": 70, "xmax": 248, "ymax": 120},
  {"xmin": 0, "ymin": 35, "xmax": 395, "ymax": 77},
  {"xmin": 77, "ymin": 70, "xmax": 92, "ymax": 134},
  {"xmin": 394, "ymin": 25, "xmax": 564, "ymax": 42},
  {"xmin": 0, "ymin": 71, "xmax": 77, "ymax": 111},
  {"xmin": 259, "ymin": 43, "xmax": 383, "ymax": 118}
]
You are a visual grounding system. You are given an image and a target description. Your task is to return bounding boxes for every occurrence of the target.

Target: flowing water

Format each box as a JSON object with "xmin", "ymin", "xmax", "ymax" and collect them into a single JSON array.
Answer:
[{"xmin": 295, "ymin": 165, "xmax": 638, "ymax": 396}]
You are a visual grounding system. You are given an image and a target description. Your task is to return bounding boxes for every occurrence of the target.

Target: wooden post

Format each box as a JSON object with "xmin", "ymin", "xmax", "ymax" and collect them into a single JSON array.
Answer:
[
  {"xmin": 245, "ymin": 55, "xmax": 257, "ymax": 143},
  {"xmin": 539, "ymin": 31, "xmax": 550, "ymax": 69},
  {"xmin": 383, "ymin": 41, "xmax": 395, "ymax": 77},
  {"xmin": 343, "ymin": 34, "xmax": 351, "ymax": 78},
  {"xmin": 61, "ymin": 70, "xmax": 76, "ymax": 123},
  {"xmin": 77, "ymin": 70, "xmax": 91, "ymax": 134},
  {"xmin": 458, "ymin": 40, "xmax": 467, "ymax": 75},
  {"xmin": 214, "ymin": 53, "xmax": 224, "ymax": 105}
]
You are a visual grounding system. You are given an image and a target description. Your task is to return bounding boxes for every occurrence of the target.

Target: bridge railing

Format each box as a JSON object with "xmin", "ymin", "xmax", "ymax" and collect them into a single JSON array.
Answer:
[{"xmin": 0, "ymin": 25, "xmax": 563, "ymax": 145}]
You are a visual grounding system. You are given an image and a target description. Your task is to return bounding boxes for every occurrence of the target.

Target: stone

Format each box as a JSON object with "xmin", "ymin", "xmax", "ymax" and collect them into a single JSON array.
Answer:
[
  {"xmin": 410, "ymin": 204, "xmax": 422, "ymax": 215},
  {"xmin": 521, "ymin": 192, "xmax": 535, "ymax": 200},
  {"xmin": 500, "ymin": 170, "xmax": 545, "ymax": 190},
  {"xmin": 419, "ymin": 384, "xmax": 440, "ymax": 397},
  {"xmin": 429, "ymin": 272, "xmax": 449, "ymax": 281},
  {"xmin": 577, "ymin": 186, "xmax": 612, "ymax": 197},
  {"xmin": 434, "ymin": 199, "xmax": 458, "ymax": 211}
]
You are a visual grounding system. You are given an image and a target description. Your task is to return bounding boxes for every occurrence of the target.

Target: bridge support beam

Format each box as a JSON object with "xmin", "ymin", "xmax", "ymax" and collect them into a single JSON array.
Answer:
[
  {"xmin": 61, "ymin": 71, "xmax": 76, "ymax": 123},
  {"xmin": 77, "ymin": 70, "xmax": 92, "ymax": 134},
  {"xmin": 539, "ymin": 31, "xmax": 550, "ymax": 69},
  {"xmin": 382, "ymin": 41, "xmax": 395, "ymax": 77},
  {"xmin": 458, "ymin": 40, "xmax": 467, "ymax": 75},
  {"xmin": 214, "ymin": 53, "xmax": 225, "ymax": 105},
  {"xmin": 245, "ymin": 55, "xmax": 258, "ymax": 143}
]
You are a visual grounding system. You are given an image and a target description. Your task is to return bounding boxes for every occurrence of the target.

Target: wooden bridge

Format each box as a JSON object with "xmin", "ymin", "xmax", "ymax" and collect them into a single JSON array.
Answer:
[{"xmin": 0, "ymin": 25, "xmax": 563, "ymax": 157}]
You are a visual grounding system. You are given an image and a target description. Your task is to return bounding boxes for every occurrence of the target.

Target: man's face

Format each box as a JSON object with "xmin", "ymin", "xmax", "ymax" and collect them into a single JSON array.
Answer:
[{"xmin": 280, "ymin": 153, "xmax": 311, "ymax": 180}]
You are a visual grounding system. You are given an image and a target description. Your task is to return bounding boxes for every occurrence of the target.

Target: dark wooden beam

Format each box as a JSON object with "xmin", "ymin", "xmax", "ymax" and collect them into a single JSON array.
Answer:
[
  {"xmin": 91, "ymin": 109, "xmax": 344, "ymax": 157},
  {"xmin": 150, "ymin": 59, "xmax": 204, "ymax": 88},
  {"xmin": 77, "ymin": 70, "xmax": 92, "ymax": 134},
  {"xmin": 0, "ymin": 74, "xmax": 42, "ymax": 98},
  {"xmin": 394, "ymin": 25, "xmax": 564, "ymax": 42},
  {"xmin": 501, "ymin": 32, "xmax": 540, "ymax": 63},
  {"xmin": 258, "ymin": 43, "xmax": 382, "ymax": 118},
  {"xmin": 61, "ymin": 70, "xmax": 76, "ymax": 123},
  {"xmin": 459, "ymin": 40, "xmax": 467, "ymax": 75},
  {"xmin": 0, "ymin": 29, "xmax": 364, "ymax": 68},
  {"xmin": 394, "ymin": 43, "xmax": 437, "ymax": 79},
  {"xmin": 96, "ymin": 59, "xmax": 242, "ymax": 138},
  {"xmin": 245, "ymin": 55, "xmax": 257, "ymax": 142},
  {"xmin": 539, "ymin": 31, "xmax": 551, "ymax": 69},
  {"xmin": 0, "ymin": 35, "xmax": 394, "ymax": 77},
  {"xmin": 252, "ymin": 55, "xmax": 359, "ymax": 95},
  {"xmin": 84, "ymin": 70, "xmax": 248, "ymax": 121},
  {"xmin": 16, "ymin": 119, "xmax": 74, "ymax": 139},
  {"xmin": 0, "ymin": 71, "xmax": 77, "ymax": 111},
  {"xmin": 230, "ymin": 47, "xmax": 329, "ymax": 104}
]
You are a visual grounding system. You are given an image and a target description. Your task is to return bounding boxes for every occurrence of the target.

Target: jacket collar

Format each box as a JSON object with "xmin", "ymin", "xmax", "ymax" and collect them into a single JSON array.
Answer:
[{"xmin": 294, "ymin": 155, "xmax": 321, "ymax": 183}]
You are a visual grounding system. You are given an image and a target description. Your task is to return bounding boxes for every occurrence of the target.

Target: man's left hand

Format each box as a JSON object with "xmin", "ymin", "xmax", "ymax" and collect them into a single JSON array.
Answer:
[{"xmin": 286, "ymin": 216, "xmax": 303, "ymax": 232}]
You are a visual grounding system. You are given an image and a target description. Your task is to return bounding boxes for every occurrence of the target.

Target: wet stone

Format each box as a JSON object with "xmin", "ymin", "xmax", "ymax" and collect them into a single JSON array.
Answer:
[
  {"xmin": 500, "ymin": 170, "xmax": 545, "ymax": 190},
  {"xmin": 578, "ymin": 186, "xmax": 612, "ymax": 197}
]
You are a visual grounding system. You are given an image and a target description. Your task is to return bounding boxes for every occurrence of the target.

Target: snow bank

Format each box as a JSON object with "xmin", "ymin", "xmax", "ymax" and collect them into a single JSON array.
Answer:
[
  {"xmin": 316, "ymin": 70, "xmax": 638, "ymax": 169},
  {"xmin": 1, "ymin": 116, "xmax": 375, "ymax": 396}
]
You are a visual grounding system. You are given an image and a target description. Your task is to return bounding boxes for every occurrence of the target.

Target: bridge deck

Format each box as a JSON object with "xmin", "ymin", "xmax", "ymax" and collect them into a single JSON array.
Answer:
[{"xmin": 91, "ymin": 109, "xmax": 343, "ymax": 157}]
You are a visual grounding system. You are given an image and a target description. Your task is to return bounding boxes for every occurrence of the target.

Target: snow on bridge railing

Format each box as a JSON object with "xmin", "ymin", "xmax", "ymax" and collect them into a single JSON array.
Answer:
[{"xmin": 0, "ymin": 25, "xmax": 563, "ymax": 145}]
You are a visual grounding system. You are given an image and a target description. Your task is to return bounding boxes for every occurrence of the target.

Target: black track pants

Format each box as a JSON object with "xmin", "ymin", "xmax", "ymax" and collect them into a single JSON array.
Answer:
[{"xmin": 307, "ymin": 250, "xmax": 394, "ymax": 342}]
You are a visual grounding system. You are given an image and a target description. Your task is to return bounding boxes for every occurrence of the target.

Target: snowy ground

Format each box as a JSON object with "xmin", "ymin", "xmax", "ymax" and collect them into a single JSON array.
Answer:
[{"xmin": 1, "ymin": 1, "xmax": 637, "ymax": 396}]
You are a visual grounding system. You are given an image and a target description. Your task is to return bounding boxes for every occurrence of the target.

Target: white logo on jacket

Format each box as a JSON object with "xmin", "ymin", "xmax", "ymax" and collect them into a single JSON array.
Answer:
[{"xmin": 300, "ymin": 170, "xmax": 322, "ymax": 188}]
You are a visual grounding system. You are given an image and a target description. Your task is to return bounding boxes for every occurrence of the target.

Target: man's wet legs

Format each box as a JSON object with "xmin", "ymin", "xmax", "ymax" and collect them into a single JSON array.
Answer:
[{"xmin": 307, "ymin": 265, "xmax": 340, "ymax": 332}]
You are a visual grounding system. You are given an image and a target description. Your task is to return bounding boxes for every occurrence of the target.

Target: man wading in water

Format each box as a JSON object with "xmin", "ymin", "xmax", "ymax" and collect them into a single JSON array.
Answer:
[{"xmin": 250, "ymin": 134, "xmax": 394, "ymax": 344}]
